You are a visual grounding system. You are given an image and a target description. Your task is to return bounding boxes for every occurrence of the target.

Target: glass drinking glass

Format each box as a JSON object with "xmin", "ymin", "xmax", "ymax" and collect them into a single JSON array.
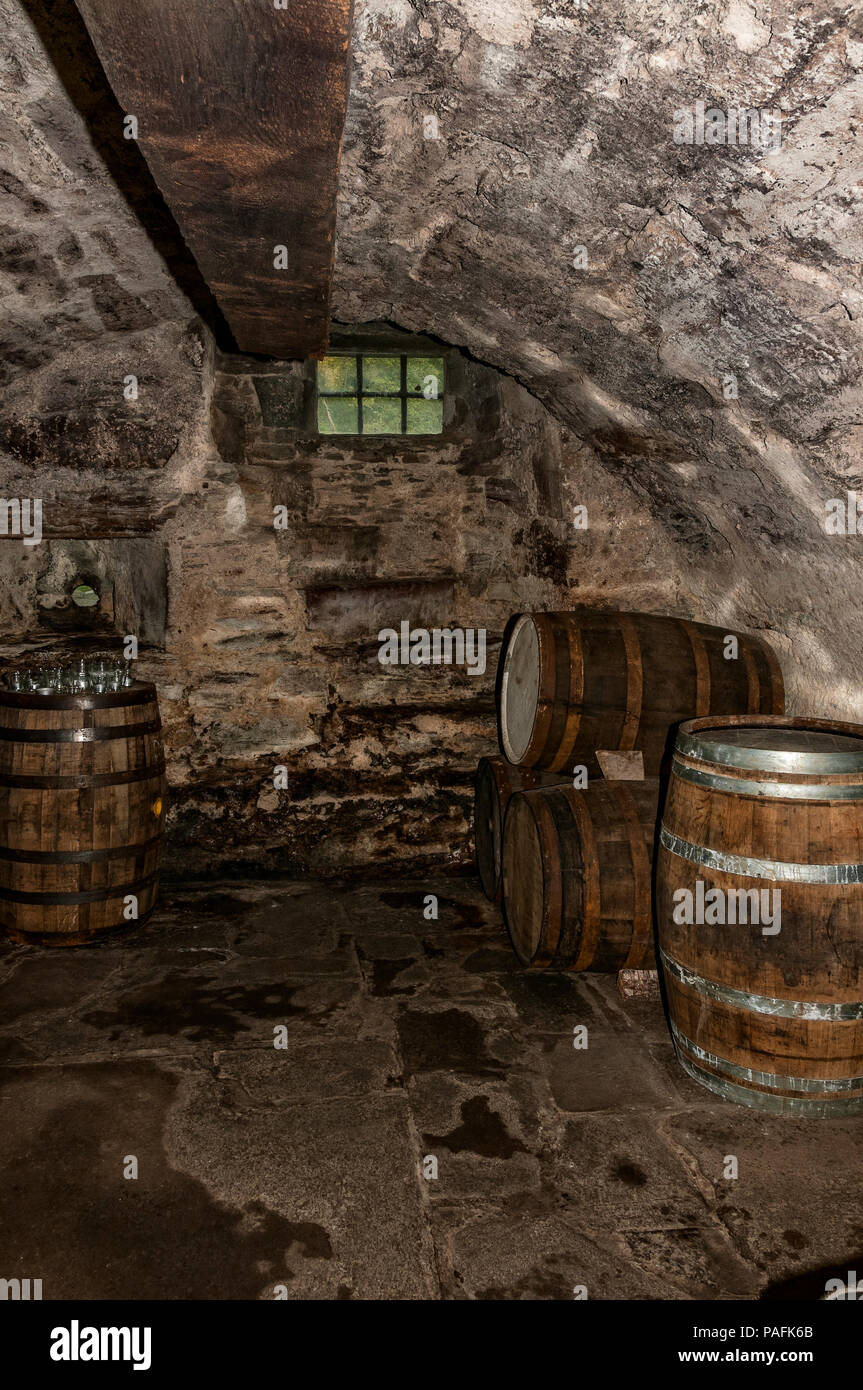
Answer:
[{"xmin": 4, "ymin": 656, "xmax": 137, "ymax": 696}]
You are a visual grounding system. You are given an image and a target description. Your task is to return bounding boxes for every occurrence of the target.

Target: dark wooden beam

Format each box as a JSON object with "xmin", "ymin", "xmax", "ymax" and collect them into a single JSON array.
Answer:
[{"xmin": 75, "ymin": 0, "xmax": 355, "ymax": 359}]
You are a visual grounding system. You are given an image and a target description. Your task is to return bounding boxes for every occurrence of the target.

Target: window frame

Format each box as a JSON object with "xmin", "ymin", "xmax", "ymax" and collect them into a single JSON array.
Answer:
[{"xmin": 315, "ymin": 351, "xmax": 446, "ymax": 437}]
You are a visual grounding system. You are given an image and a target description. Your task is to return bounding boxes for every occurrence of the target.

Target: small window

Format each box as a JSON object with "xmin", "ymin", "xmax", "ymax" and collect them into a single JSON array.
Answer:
[
  {"xmin": 71, "ymin": 582, "xmax": 100, "ymax": 608},
  {"xmin": 317, "ymin": 353, "xmax": 445, "ymax": 435}
]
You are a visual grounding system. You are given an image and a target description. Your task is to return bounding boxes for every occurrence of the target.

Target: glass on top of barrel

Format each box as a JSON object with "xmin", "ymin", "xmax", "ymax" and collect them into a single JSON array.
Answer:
[{"xmin": 2, "ymin": 656, "xmax": 134, "ymax": 695}]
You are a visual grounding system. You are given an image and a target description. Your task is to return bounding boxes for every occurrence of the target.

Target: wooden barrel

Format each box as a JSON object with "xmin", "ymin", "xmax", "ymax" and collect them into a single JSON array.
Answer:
[
  {"xmin": 474, "ymin": 756, "xmax": 568, "ymax": 902},
  {"xmin": 657, "ymin": 715, "xmax": 863, "ymax": 1115},
  {"xmin": 497, "ymin": 610, "xmax": 784, "ymax": 774},
  {"xmin": 0, "ymin": 682, "xmax": 167, "ymax": 946},
  {"xmin": 501, "ymin": 778, "xmax": 660, "ymax": 971}
]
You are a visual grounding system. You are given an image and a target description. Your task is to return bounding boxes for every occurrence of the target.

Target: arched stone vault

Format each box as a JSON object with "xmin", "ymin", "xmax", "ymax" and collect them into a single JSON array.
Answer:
[
  {"xmin": 1, "ymin": 0, "xmax": 862, "ymax": 870},
  {"xmin": 334, "ymin": 0, "xmax": 863, "ymax": 713}
]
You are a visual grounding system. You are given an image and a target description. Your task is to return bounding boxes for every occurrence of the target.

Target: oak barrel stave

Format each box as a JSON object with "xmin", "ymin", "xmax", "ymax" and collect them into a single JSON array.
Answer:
[
  {"xmin": 474, "ymin": 756, "xmax": 568, "ymax": 902},
  {"xmin": 498, "ymin": 610, "xmax": 784, "ymax": 775},
  {"xmin": 0, "ymin": 682, "xmax": 167, "ymax": 946},
  {"xmin": 657, "ymin": 714, "xmax": 863, "ymax": 1115},
  {"xmin": 501, "ymin": 778, "xmax": 661, "ymax": 971}
]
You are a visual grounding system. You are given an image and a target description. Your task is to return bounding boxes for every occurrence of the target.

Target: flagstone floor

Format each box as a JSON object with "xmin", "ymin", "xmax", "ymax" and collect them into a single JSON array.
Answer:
[{"xmin": 0, "ymin": 878, "xmax": 859, "ymax": 1300}]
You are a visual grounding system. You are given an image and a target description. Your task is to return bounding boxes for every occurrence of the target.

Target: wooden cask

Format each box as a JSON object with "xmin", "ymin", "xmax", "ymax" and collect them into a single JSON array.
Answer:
[
  {"xmin": 498, "ymin": 610, "xmax": 784, "ymax": 774},
  {"xmin": 657, "ymin": 715, "xmax": 863, "ymax": 1115},
  {"xmin": 502, "ymin": 778, "xmax": 661, "ymax": 971},
  {"xmin": 0, "ymin": 683, "xmax": 167, "ymax": 946},
  {"xmin": 474, "ymin": 756, "xmax": 568, "ymax": 902}
]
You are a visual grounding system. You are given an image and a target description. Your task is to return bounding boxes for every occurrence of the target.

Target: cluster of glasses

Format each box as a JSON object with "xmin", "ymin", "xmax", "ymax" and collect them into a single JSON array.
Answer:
[{"xmin": 5, "ymin": 657, "xmax": 134, "ymax": 695}]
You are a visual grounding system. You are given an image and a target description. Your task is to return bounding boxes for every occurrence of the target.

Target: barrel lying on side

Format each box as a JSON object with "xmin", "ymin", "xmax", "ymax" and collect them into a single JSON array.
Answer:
[
  {"xmin": 0, "ymin": 683, "xmax": 167, "ymax": 946},
  {"xmin": 657, "ymin": 715, "xmax": 863, "ymax": 1116},
  {"xmin": 474, "ymin": 756, "xmax": 569, "ymax": 902},
  {"xmin": 502, "ymin": 778, "xmax": 661, "ymax": 971},
  {"xmin": 498, "ymin": 609, "xmax": 784, "ymax": 775}
]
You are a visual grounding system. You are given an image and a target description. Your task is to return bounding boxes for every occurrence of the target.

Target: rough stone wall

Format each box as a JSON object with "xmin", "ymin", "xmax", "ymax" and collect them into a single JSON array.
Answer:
[
  {"xmin": 0, "ymin": 0, "xmax": 676, "ymax": 878},
  {"xmin": 182, "ymin": 341, "xmax": 679, "ymax": 875},
  {"xmin": 0, "ymin": 314, "xmax": 675, "ymax": 874},
  {"xmin": 1, "ymin": 0, "xmax": 671, "ymax": 874},
  {"xmin": 159, "ymin": 350, "xmax": 559, "ymax": 873},
  {"xmin": 0, "ymin": 0, "xmax": 213, "ymax": 496},
  {"xmin": 335, "ymin": 0, "xmax": 863, "ymax": 715},
  {"xmin": 3, "ymin": 0, "xmax": 862, "ymax": 875}
]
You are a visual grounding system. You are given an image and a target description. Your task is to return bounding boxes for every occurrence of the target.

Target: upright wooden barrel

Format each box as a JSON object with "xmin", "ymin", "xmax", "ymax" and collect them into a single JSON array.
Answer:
[
  {"xmin": 474, "ymin": 757, "xmax": 568, "ymax": 902},
  {"xmin": 657, "ymin": 715, "xmax": 863, "ymax": 1115},
  {"xmin": 502, "ymin": 778, "xmax": 660, "ymax": 971},
  {"xmin": 498, "ymin": 610, "xmax": 784, "ymax": 774},
  {"xmin": 0, "ymin": 682, "xmax": 167, "ymax": 946}
]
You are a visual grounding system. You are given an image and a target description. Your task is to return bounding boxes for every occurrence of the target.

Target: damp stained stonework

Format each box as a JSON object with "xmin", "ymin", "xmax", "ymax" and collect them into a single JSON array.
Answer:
[
  {"xmin": 2, "ymin": 323, "xmax": 575, "ymax": 877},
  {"xmin": 1, "ymin": 879, "xmax": 861, "ymax": 1300}
]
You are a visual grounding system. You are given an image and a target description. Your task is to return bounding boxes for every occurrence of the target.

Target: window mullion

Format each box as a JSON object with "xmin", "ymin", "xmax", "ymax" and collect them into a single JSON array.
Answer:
[{"xmin": 400, "ymin": 355, "xmax": 407, "ymax": 435}]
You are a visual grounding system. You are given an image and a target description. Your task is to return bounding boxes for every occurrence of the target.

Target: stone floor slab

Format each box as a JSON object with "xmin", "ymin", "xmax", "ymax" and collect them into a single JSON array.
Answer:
[{"xmin": 0, "ymin": 875, "xmax": 859, "ymax": 1301}]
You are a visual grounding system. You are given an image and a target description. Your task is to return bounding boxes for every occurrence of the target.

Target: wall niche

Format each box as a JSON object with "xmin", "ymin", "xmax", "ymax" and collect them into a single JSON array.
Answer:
[{"xmin": 0, "ymin": 538, "xmax": 167, "ymax": 649}]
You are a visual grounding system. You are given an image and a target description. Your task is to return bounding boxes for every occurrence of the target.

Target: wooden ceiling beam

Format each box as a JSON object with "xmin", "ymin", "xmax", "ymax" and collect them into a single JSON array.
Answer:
[{"xmin": 75, "ymin": 0, "xmax": 355, "ymax": 359}]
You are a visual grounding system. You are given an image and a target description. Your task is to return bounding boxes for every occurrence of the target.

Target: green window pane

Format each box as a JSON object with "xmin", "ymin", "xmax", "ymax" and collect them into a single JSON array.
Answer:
[
  {"xmin": 363, "ymin": 397, "xmax": 403, "ymax": 434},
  {"xmin": 406, "ymin": 397, "xmax": 443, "ymax": 434},
  {"xmin": 362, "ymin": 356, "xmax": 401, "ymax": 393},
  {"xmin": 405, "ymin": 356, "xmax": 444, "ymax": 399},
  {"xmin": 318, "ymin": 396, "xmax": 358, "ymax": 433},
  {"xmin": 317, "ymin": 356, "xmax": 357, "ymax": 394}
]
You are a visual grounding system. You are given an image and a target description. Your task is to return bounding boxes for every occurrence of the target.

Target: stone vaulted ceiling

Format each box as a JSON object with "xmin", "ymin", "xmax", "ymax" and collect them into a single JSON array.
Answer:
[
  {"xmin": 2, "ymin": 0, "xmax": 863, "ymax": 718},
  {"xmin": 333, "ymin": 0, "xmax": 863, "ymax": 709},
  {"xmin": 338, "ymin": 1, "xmax": 862, "ymax": 502}
]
